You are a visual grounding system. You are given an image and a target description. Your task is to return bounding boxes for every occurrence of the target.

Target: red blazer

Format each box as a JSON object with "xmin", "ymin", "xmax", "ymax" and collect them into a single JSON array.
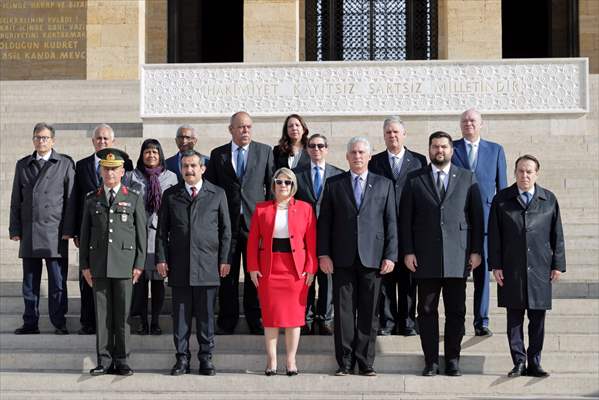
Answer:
[{"xmin": 247, "ymin": 198, "xmax": 317, "ymax": 279}]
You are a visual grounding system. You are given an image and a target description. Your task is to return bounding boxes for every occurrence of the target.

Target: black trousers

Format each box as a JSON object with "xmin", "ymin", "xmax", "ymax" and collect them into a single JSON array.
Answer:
[
  {"xmin": 333, "ymin": 262, "xmax": 381, "ymax": 370},
  {"xmin": 93, "ymin": 278, "xmax": 132, "ymax": 367},
  {"xmin": 378, "ymin": 263, "xmax": 416, "ymax": 332},
  {"xmin": 506, "ymin": 308, "xmax": 546, "ymax": 367},
  {"xmin": 217, "ymin": 219, "xmax": 261, "ymax": 331},
  {"xmin": 417, "ymin": 278, "xmax": 466, "ymax": 366},
  {"xmin": 305, "ymin": 268, "xmax": 334, "ymax": 325},
  {"xmin": 79, "ymin": 270, "xmax": 95, "ymax": 329},
  {"xmin": 22, "ymin": 257, "xmax": 68, "ymax": 329},
  {"xmin": 131, "ymin": 275, "xmax": 165, "ymax": 323},
  {"xmin": 172, "ymin": 286, "xmax": 217, "ymax": 361}
]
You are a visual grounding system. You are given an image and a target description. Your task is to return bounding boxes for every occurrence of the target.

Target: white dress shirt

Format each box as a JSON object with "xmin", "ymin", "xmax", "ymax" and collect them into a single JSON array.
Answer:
[
  {"xmin": 387, "ymin": 147, "xmax": 406, "ymax": 173},
  {"xmin": 231, "ymin": 141, "xmax": 250, "ymax": 175},
  {"xmin": 273, "ymin": 208, "xmax": 289, "ymax": 239},
  {"xmin": 185, "ymin": 180, "xmax": 203, "ymax": 197},
  {"xmin": 104, "ymin": 183, "xmax": 121, "ymax": 203},
  {"xmin": 431, "ymin": 164, "xmax": 451, "ymax": 191}
]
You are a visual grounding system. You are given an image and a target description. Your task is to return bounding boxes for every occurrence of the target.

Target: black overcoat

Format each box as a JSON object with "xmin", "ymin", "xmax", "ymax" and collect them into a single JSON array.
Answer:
[{"xmin": 488, "ymin": 184, "xmax": 566, "ymax": 310}]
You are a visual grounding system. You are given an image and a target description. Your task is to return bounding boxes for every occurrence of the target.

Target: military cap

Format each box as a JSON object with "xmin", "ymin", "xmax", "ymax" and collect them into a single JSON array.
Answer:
[{"xmin": 97, "ymin": 148, "xmax": 129, "ymax": 168}]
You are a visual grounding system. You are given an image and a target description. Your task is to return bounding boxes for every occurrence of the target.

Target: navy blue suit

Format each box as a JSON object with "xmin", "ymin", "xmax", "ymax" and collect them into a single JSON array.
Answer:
[
  {"xmin": 452, "ymin": 138, "xmax": 507, "ymax": 329},
  {"xmin": 166, "ymin": 152, "xmax": 210, "ymax": 182}
]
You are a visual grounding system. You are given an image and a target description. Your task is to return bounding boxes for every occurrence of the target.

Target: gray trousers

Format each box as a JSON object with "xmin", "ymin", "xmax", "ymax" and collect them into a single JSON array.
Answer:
[{"xmin": 93, "ymin": 278, "xmax": 132, "ymax": 367}]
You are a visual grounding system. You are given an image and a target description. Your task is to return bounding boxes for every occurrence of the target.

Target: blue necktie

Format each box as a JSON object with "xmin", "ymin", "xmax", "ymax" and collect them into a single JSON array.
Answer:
[
  {"xmin": 523, "ymin": 192, "xmax": 532, "ymax": 206},
  {"xmin": 236, "ymin": 147, "xmax": 245, "ymax": 179},
  {"xmin": 313, "ymin": 166, "xmax": 322, "ymax": 198},
  {"xmin": 96, "ymin": 163, "xmax": 103, "ymax": 185},
  {"xmin": 353, "ymin": 176, "xmax": 362, "ymax": 209},
  {"xmin": 467, "ymin": 143, "xmax": 477, "ymax": 171},
  {"xmin": 391, "ymin": 156, "xmax": 401, "ymax": 180}
]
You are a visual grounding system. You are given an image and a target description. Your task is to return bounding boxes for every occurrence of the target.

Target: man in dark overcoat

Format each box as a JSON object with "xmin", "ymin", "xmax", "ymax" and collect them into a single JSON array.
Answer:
[
  {"xmin": 79, "ymin": 148, "xmax": 147, "ymax": 376},
  {"xmin": 488, "ymin": 154, "xmax": 566, "ymax": 378},
  {"xmin": 9, "ymin": 122, "xmax": 76, "ymax": 335},
  {"xmin": 156, "ymin": 150, "xmax": 232, "ymax": 376}
]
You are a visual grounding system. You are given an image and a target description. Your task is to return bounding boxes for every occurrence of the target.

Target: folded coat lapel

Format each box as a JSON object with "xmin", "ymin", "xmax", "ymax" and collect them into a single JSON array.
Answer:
[
  {"xmin": 343, "ymin": 173, "xmax": 359, "ymax": 210},
  {"xmin": 443, "ymin": 166, "xmax": 459, "ymax": 202},
  {"xmin": 221, "ymin": 147, "xmax": 237, "ymax": 181},
  {"xmin": 421, "ymin": 166, "xmax": 441, "ymax": 204}
]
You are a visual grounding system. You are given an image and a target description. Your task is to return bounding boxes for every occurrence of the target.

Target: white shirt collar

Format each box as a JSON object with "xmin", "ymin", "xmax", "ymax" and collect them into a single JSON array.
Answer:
[
  {"xmin": 431, "ymin": 163, "xmax": 451, "ymax": 175},
  {"xmin": 231, "ymin": 141, "xmax": 250, "ymax": 153},
  {"xmin": 387, "ymin": 147, "xmax": 406, "ymax": 160},
  {"xmin": 518, "ymin": 186, "xmax": 535, "ymax": 196},
  {"xmin": 36, "ymin": 152, "xmax": 51, "ymax": 161},
  {"xmin": 350, "ymin": 170, "xmax": 368, "ymax": 181},
  {"xmin": 185, "ymin": 180, "xmax": 203, "ymax": 195},
  {"xmin": 104, "ymin": 183, "xmax": 121, "ymax": 196}
]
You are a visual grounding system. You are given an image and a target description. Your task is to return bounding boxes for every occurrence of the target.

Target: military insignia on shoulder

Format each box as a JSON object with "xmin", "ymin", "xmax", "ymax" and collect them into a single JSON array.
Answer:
[{"xmin": 130, "ymin": 188, "xmax": 140, "ymax": 195}]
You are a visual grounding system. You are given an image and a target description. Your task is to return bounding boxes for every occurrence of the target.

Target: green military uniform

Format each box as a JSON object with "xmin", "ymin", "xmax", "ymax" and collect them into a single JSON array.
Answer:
[{"xmin": 79, "ymin": 148, "xmax": 146, "ymax": 372}]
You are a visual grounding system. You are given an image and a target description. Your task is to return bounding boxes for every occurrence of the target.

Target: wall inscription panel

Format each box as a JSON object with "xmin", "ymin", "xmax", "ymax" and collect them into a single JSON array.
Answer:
[
  {"xmin": 0, "ymin": 0, "xmax": 86, "ymax": 80},
  {"xmin": 141, "ymin": 59, "xmax": 589, "ymax": 118}
]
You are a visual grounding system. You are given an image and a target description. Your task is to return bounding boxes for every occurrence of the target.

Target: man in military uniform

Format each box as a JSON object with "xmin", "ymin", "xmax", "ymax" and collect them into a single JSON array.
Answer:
[{"xmin": 79, "ymin": 148, "xmax": 147, "ymax": 376}]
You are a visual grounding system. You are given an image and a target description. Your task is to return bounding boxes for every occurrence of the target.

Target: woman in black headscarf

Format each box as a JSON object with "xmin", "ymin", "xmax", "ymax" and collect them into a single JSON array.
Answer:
[{"xmin": 130, "ymin": 139, "xmax": 178, "ymax": 334}]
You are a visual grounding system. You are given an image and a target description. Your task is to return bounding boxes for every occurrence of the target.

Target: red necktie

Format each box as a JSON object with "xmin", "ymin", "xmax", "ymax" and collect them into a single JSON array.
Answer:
[{"xmin": 191, "ymin": 186, "xmax": 197, "ymax": 198}]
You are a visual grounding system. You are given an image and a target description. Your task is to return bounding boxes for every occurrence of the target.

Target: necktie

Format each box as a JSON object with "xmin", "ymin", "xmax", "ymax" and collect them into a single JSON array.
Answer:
[
  {"xmin": 391, "ymin": 156, "xmax": 401, "ymax": 180},
  {"xmin": 353, "ymin": 176, "xmax": 363, "ymax": 209},
  {"xmin": 96, "ymin": 163, "xmax": 102, "ymax": 185},
  {"xmin": 522, "ymin": 192, "xmax": 531, "ymax": 206},
  {"xmin": 109, "ymin": 189, "xmax": 115, "ymax": 206},
  {"xmin": 313, "ymin": 166, "xmax": 322, "ymax": 198},
  {"xmin": 236, "ymin": 147, "xmax": 245, "ymax": 179},
  {"xmin": 467, "ymin": 143, "xmax": 477, "ymax": 171},
  {"xmin": 191, "ymin": 186, "xmax": 197, "ymax": 199},
  {"xmin": 436, "ymin": 171, "xmax": 446, "ymax": 200},
  {"xmin": 32, "ymin": 159, "xmax": 44, "ymax": 177}
]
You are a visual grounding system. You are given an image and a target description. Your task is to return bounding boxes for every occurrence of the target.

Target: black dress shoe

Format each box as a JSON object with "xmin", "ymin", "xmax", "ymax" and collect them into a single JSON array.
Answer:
[
  {"xmin": 14, "ymin": 325, "xmax": 40, "ymax": 335},
  {"xmin": 264, "ymin": 368, "xmax": 277, "ymax": 376},
  {"xmin": 508, "ymin": 362, "xmax": 527, "ymax": 377},
  {"xmin": 115, "ymin": 364, "xmax": 134, "ymax": 376},
  {"xmin": 335, "ymin": 367, "xmax": 352, "ymax": 376},
  {"xmin": 150, "ymin": 323, "xmax": 162, "ymax": 335},
  {"xmin": 300, "ymin": 324, "xmax": 313, "ymax": 335},
  {"xmin": 135, "ymin": 322, "xmax": 149, "ymax": 335},
  {"xmin": 527, "ymin": 364, "xmax": 549, "ymax": 378},
  {"xmin": 199, "ymin": 360, "xmax": 216, "ymax": 376},
  {"xmin": 78, "ymin": 326, "xmax": 96, "ymax": 335},
  {"xmin": 286, "ymin": 368, "xmax": 299, "ymax": 376},
  {"xmin": 398, "ymin": 328, "xmax": 418, "ymax": 336},
  {"xmin": 422, "ymin": 364, "xmax": 439, "ymax": 376},
  {"xmin": 54, "ymin": 326, "xmax": 69, "ymax": 335},
  {"xmin": 170, "ymin": 359, "xmax": 190, "ymax": 376},
  {"xmin": 318, "ymin": 323, "xmax": 333, "ymax": 336},
  {"xmin": 358, "ymin": 367, "xmax": 377, "ymax": 376},
  {"xmin": 377, "ymin": 328, "xmax": 393, "ymax": 336},
  {"xmin": 445, "ymin": 366, "xmax": 462, "ymax": 376},
  {"xmin": 474, "ymin": 326, "xmax": 493, "ymax": 337},
  {"xmin": 90, "ymin": 365, "xmax": 109, "ymax": 376}
]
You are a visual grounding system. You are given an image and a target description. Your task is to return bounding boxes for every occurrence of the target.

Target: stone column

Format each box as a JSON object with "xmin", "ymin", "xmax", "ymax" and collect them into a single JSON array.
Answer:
[
  {"xmin": 580, "ymin": 0, "xmax": 599, "ymax": 74},
  {"xmin": 438, "ymin": 0, "xmax": 502, "ymax": 59},
  {"xmin": 87, "ymin": 0, "xmax": 145, "ymax": 80},
  {"xmin": 244, "ymin": 0, "xmax": 300, "ymax": 62}
]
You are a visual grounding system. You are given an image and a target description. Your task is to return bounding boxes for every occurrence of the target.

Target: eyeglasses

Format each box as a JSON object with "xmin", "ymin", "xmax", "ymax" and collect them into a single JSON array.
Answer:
[
  {"xmin": 308, "ymin": 143, "xmax": 326, "ymax": 149},
  {"xmin": 33, "ymin": 136, "xmax": 52, "ymax": 142},
  {"xmin": 274, "ymin": 179, "xmax": 293, "ymax": 186}
]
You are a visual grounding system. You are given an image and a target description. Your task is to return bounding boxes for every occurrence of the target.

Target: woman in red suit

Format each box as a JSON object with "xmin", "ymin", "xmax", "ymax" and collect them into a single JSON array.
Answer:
[{"xmin": 248, "ymin": 167, "xmax": 317, "ymax": 376}]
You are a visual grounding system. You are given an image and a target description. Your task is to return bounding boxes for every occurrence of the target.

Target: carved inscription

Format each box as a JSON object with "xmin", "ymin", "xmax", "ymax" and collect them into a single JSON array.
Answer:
[{"xmin": 0, "ymin": 0, "xmax": 86, "ymax": 79}]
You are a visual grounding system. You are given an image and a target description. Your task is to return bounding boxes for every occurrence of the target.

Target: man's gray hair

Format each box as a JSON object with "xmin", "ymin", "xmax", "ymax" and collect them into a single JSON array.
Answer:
[
  {"xmin": 383, "ymin": 116, "xmax": 405, "ymax": 131},
  {"xmin": 176, "ymin": 124, "xmax": 197, "ymax": 138},
  {"xmin": 180, "ymin": 149, "xmax": 205, "ymax": 167},
  {"xmin": 93, "ymin": 123, "xmax": 114, "ymax": 139},
  {"xmin": 346, "ymin": 136, "xmax": 372, "ymax": 154}
]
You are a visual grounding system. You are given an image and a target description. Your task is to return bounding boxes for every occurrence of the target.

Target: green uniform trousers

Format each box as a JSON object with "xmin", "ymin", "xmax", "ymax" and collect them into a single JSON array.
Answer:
[{"xmin": 93, "ymin": 278, "xmax": 132, "ymax": 366}]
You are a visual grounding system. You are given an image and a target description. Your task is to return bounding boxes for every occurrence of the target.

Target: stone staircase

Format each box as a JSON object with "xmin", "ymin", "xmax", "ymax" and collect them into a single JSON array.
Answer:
[{"xmin": 0, "ymin": 79, "xmax": 598, "ymax": 398}]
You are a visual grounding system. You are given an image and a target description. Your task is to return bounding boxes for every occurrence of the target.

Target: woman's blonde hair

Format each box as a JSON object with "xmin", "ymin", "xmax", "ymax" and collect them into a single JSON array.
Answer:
[{"xmin": 271, "ymin": 167, "xmax": 298, "ymax": 197}]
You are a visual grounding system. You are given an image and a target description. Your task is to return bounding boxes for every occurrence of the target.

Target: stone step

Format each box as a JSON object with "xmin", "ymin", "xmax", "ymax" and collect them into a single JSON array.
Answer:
[
  {"xmin": 1, "ymin": 372, "xmax": 597, "ymax": 398},
  {"xmin": 2, "ymin": 291, "xmax": 596, "ymax": 316},
  {"xmin": 2, "ymin": 332, "xmax": 597, "ymax": 353},
  {"xmin": 0, "ymin": 348, "xmax": 597, "ymax": 375},
  {"xmin": 2, "ymin": 313, "xmax": 598, "ymax": 335}
]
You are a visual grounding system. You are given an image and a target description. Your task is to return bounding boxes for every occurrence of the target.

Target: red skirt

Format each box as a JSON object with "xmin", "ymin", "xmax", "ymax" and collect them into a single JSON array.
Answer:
[{"xmin": 258, "ymin": 252, "xmax": 308, "ymax": 328}]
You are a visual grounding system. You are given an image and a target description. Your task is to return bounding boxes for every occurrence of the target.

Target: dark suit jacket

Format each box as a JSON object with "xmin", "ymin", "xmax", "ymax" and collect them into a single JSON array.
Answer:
[
  {"xmin": 293, "ymin": 163, "xmax": 344, "ymax": 216},
  {"xmin": 452, "ymin": 138, "xmax": 507, "ymax": 231},
  {"xmin": 318, "ymin": 171, "xmax": 398, "ymax": 268},
  {"xmin": 74, "ymin": 154, "xmax": 133, "ymax": 237},
  {"xmin": 155, "ymin": 181, "xmax": 231, "ymax": 287},
  {"xmin": 166, "ymin": 152, "xmax": 210, "ymax": 182},
  {"xmin": 488, "ymin": 184, "xmax": 566, "ymax": 310},
  {"xmin": 369, "ymin": 148, "xmax": 427, "ymax": 216},
  {"xmin": 204, "ymin": 141, "xmax": 274, "ymax": 259},
  {"xmin": 400, "ymin": 164, "xmax": 484, "ymax": 279},
  {"xmin": 273, "ymin": 145, "xmax": 311, "ymax": 170}
]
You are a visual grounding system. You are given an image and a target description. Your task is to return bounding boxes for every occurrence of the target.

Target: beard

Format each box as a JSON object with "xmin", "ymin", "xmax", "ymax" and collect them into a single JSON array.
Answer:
[{"xmin": 430, "ymin": 154, "xmax": 450, "ymax": 167}]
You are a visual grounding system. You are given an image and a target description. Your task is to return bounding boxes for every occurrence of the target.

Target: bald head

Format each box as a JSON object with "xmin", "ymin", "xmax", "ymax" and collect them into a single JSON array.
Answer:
[
  {"xmin": 229, "ymin": 111, "xmax": 253, "ymax": 147},
  {"xmin": 460, "ymin": 108, "xmax": 483, "ymax": 142}
]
